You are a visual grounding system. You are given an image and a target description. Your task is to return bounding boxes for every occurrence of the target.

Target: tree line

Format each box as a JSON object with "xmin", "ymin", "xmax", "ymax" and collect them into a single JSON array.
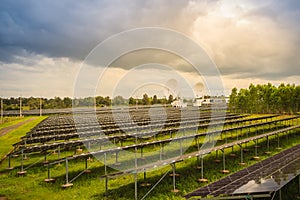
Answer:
[
  {"xmin": 0, "ymin": 94, "xmax": 175, "ymax": 110},
  {"xmin": 229, "ymin": 83, "xmax": 300, "ymax": 114}
]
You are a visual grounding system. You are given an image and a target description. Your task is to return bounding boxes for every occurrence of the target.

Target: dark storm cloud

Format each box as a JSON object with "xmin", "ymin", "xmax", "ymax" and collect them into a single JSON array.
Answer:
[
  {"xmin": 0, "ymin": 0, "xmax": 200, "ymax": 63},
  {"xmin": 0, "ymin": 0, "xmax": 300, "ymax": 82},
  {"xmin": 0, "ymin": 0, "xmax": 110, "ymax": 62}
]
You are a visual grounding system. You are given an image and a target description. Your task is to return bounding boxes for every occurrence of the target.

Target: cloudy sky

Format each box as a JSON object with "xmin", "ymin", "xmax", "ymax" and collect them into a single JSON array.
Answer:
[{"xmin": 1, "ymin": 0, "xmax": 300, "ymax": 98}]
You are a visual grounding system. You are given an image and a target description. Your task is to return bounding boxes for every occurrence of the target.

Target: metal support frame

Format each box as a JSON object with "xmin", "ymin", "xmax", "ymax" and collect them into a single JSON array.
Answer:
[
  {"xmin": 198, "ymin": 154, "xmax": 208, "ymax": 182},
  {"xmin": 24, "ymin": 141, "xmax": 28, "ymax": 160},
  {"xmin": 215, "ymin": 150, "xmax": 221, "ymax": 163},
  {"xmin": 220, "ymin": 149, "xmax": 229, "ymax": 173},
  {"xmin": 44, "ymin": 163, "xmax": 55, "ymax": 182},
  {"xmin": 43, "ymin": 152, "xmax": 48, "ymax": 164},
  {"xmin": 21, "ymin": 150, "xmax": 24, "ymax": 171},
  {"xmin": 255, "ymin": 140, "xmax": 258, "ymax": 156},
  {"xmin": 61, "ymin": 158, "xmax": 73, "ymax": 188},
  {"xmin": 255, "ymin": 126, "xmax": 258, "ymax": 137},
  {"xmin": 238, "ymin": 128, "xmax": 242, "ymax": 140},
  {"xmin": 160, "ymin": 143, "xmax": 165, "ymax": 161},
  {"xmin": 140, "ymin": 146, "xmax": 144, "ymax": 159},
  {"xmin": 134, "ymin": 147, "xmax": 138, "ymax": 200},
  {"xmin": 230, "ymin": 146, "xmax": 236, "ymax": 157},
  {"xmin": 265, "ymin": 136, "xmax": 271, "ymax": 154},
  {"xmin": 195, "ymin": 136, "xmax": 201, "ymax": 169},
  {"xmin": 224, "ymin": 131, "xmax": 228, "ymax": 144},
  {"xmin": 17, "ymin": 149, "xmax": 27, "ymax": 175},
  {"xmin": 47, "ymin": 164, "xmax": 50, "ymax": 179},
  {"xmin": 56, "ymin": 146, "xmax": 62, "ymax": 166},
  {"xmin": 285, "ymin": 130, "xmax": 289, "ymax": 143},
  {"xmin": 220, "ymin": 130, "xmax": 223, "ymax": 140},
  {"xmin": 253, "ymin": 139, "xmax": 260, "ymax": 160},
  {"xmin": 104, "ymin": 153, "xmax": 108, "ymax": 196},
  {"xmin": 58, "ymin": 146, "xmax": 61, "ymax": 159},
  {"xmin": 140, "ymin": 168, "xmax": 150, "ymax": 187},
  {"xmin": 84, "ymin": 158, "xmax": 91, "ymax": 173},
  {"xmin": 7, "ymin": 155, "xmax": 13, "ymax": 170},
  {"xmin": 276, "ymin": 133, "xmax": 282, "ymax": 150},
  {"xmin": 238, "ymin": 144, "xmax": 245, "ymax": 165},
  {"xmin": 65, "ymin": 159, "xmax": 69, "ymax": 183},
  {"xmin": 171, "ymin": 163, "xmax": 179, "ymax": 192},
  {"xmin": 134, "ymin": 172, "xmax": 138, "ymax": 200},
  {"xmin": 88, "ymin": 141, "xmax": 91, "ymax": 152},
  {"xmin": 114, "ymin": 151, "xmax": 120, "ymax": 166},
  {"xmin": 180, "ymin": 138, "xmax": 183, "ymax": 156},
  {"xmin": 244, "ymin": 127, "xmax": 250, "ymax": 151}
]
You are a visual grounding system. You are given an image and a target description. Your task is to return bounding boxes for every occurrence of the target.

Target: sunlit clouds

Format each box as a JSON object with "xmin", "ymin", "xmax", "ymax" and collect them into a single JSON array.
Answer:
[{"xmin": 0, "ymin": 0, "xmax": 299, "ymax": 97}]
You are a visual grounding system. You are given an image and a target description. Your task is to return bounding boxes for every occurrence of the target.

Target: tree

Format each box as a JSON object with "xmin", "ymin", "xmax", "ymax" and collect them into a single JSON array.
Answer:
[
  {"xmin": 152, "ymin": 95, "xmax": 158, "ymax": 104},
  {"xmin": 63, "ymin": 97, "xmax": 72, "ymax": 108},
  {"xmin": 112, "ymin": 96, "xmax": 126, "ymax": 106},
  {"xmin": 128, "ymin": 97, "xmax": 136, "ymax": 105},
  {"xmin": 96, "ymin": 96, "xmax": 111, "ymax": 107},
  {"xmin": 261, "ymin": 83, "xmax": 274, "ymax": 113},
  {"xmin": 237, "ymin": 89, "xmax": 249, "ymax": 113},
  {"xmin": 167, "ymin": 94, "xmax": 174, "ymax": 104},
  {"xmin": 27, "ymin": 97, "xmax": 39, "ymax": 110},
  {"xmin": 228, "ymin": 83, "xmax": 300, "ymax": 114},
  {"xmin": 104, "ymin": 96, "xmax": 111, "ymax": 106},
  {"xmin": 248, "ymin": 84, "xmax": 258, "ymax": 113},
  {"xmin": 229, "ymin": 87, "xmax": 238, "ymax": 112},
  {"xmin": 142, "ymin": 93, "xmax": 150, "ymax": 105}
]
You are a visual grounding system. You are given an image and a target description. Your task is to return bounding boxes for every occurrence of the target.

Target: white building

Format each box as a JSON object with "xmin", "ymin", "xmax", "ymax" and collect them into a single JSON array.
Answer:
[
  {"xmin": 171, "ymin": 99, "xmax": 187, "ymax": 108},
  {"xmin": 193, "ymin": 98, "xmax": 203, "ymax": 107}
]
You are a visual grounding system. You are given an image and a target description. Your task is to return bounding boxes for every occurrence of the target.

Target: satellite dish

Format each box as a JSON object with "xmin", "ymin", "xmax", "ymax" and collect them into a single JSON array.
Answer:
[{"xmin": 193, "ymin": 82, "xmax": 204, "ymax": 98}]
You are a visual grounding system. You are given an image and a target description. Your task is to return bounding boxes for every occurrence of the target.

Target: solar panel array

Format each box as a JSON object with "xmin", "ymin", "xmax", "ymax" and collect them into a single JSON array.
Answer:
[
  {"xmin": 10, "ymin": 114, "xmax": 293, "ymax": 157},
  {"xmin": 185, "ymin": 143, "xmax": 300, "ymax": 199},
  {"xmin": 5, "ymin": 105, "xmax": 300, "ymax": 198}
]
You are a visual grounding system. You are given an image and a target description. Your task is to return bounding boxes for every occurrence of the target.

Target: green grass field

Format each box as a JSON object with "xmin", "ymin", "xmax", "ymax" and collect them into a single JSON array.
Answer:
[
  {"xmin": 0, "ymin": 116, "xmax": 30, "ymax": 130},
  {"xmin": 0, "ymin": 115, "xmax": 299, "ymax": 200},
  {"xmin": 0, "ymin": 116, "xmax": 47, "ymax": 162}
]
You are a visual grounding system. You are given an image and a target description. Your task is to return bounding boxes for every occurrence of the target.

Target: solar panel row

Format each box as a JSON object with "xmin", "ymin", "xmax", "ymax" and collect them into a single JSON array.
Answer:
[{"xmin": 185, "ymin": 142, "xmax": 300, "ymax": 199}]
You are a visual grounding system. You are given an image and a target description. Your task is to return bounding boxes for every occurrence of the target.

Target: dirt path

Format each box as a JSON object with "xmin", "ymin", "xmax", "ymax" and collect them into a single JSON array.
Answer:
[
  {"xmin": 0, "ymin": 117, "xmax": 37, "ymax": 167},
  {"xmin": 0, "ymin": 117, "xmax": 36, "ymax": 137}
]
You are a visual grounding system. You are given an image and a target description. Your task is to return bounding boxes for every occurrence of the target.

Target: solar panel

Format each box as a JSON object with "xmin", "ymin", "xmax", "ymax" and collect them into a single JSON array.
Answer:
[{"xmin": 185, "ymin": 143, "xmax": 300, "ymax": 199}]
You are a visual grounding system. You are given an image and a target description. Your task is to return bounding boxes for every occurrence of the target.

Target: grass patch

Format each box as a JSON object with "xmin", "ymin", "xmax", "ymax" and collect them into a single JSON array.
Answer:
[
  {"xmin": 0, "ymin": 116, "xmax": 31, "ymax": 130},
  {"xmin": 0, "ymin": 116, "xmax": 47, "ymax": 159}
]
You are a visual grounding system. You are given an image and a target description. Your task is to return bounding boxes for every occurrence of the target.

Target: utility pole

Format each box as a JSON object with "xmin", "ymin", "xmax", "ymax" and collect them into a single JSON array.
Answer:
[
  {"xmin": 39, "ymin": 98, "xmax": 42, "ymax": 116},
  {"xmin": 136, "ymin": 96, "xmax": 138, "ymax": 109},
  {"xmin": 1, "ymin": 98, "xmax": 3, "ymax": 124},
  {"xmin": 19, "ymin": 96, "xmax": 22, "ymax": 117}
]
